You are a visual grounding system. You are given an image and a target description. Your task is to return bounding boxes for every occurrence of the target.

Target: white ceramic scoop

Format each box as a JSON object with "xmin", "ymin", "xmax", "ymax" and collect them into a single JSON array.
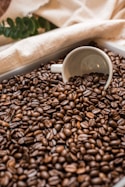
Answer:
[{"xmin": 51, "ymin": 46, "xmax": 113, "ymax": 90}]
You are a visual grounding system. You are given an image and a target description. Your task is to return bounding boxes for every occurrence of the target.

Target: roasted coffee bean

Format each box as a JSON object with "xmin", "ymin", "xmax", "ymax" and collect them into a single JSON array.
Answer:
[
  {"xmin": 56, "ymin": 145, "xmax": 64, "ymax": 153},
  {"xmin": 109, "ymin": 119, "xmax": 117, "ymax": 128},
  {"xmin": 92, "ymin": 108, "xmax": 101, "ymax": 114},
  {"xmin": 96, "ymin": 139, "xmax": 103, "ymax": 147},
  {"xmin": 62, "ymin": 178, "xmax": 69, "ymax": 186},
  {"xmin": 63, "ymin": 128, "xmax": 72, "ymax": 137},
  {"xmin": 48, "ymin": 176, "xmax": 60, "ymax": 185},
  {"xmin": 110, "ymin": 140, "xmax": 121, "ymax": 146},
  {"xmin": 40, "ymin": 171, "xmax": 49, "ymax": 179},
  {"xmin": 58, "ymin": 93, "xmax": 66, "ymax": 101},
  {"xmin": 64, "ymin": 164, "xmax": 77, "ymax": 173},
  {"xmin": 83, "ymin": 89, "xmax": 92, "ymax": 96},
  {"xmin": 101, "ymin": 165, "xmax": 110, "ymax": 173},
  {"xmin": 44, "ymin": 119, "xmax": 53, "ymax": 128},
  {"xmin": 117, "ymin": 118, "xmax": 125, "ymax": 126},
  {"xmin": 61, "ymin": 100, "xmax": 69, "ymax": 106},
  {"xmin": 98, "ymin": 101, "xmax": 106, "ymax": 109},
  {"xmin": 103, "ymin": 136, "xmax": 110, "ymax": 142},
  {"xmin": 78, "ymin": 134, "xmax": 90, "ymax": 141},
  {"xmin": 84, "ymin": 154, "xmax": 95, "ymax": 161},
  {"xmin": 76, "ymin": 167, "xmax": 86, "ymax": 174},
  {"xmin": 0, "ymin": 84, "xmax": 3, "ymax": 90},
  {"xmin": 80, "ymin": 121, "xmax": 89, "ymax": 129},
  {"xmin": 90, "ymin": 169, "xmax": 99, "ymax": 177},
  {"xmin": 86, "ymin": 112, "xmax": 94, "ymax": 119},
  {"xmin": 87, "ymin": 149, "xmax": 97, "ymax": 155},
  {"xmin": 73, "ymin": 115, "xmax": 82, "ymax": 121},
  {"xmin": 17, "ymin": 181, "xmax": 27, "ymax": 187},
  {"xmin": 103, "ymin": 154, "xmax": 113, "ymax": 161},
  {"xmin": 63, "ymin": 116, "xmax": 71, "ymax": 122},
  {"xmin": 94, "ymin": 88, "xmax": 101, "ymax": 94},
  {"xmin": 91, "ymin": 177, "xmax": 102, "ymax": 185},
  {"xmin": 0, "ymin": 174, "xmax": 10, "ymax": 186},
  {"xmin": 0, "ymin": 45, "xmax": 125, "ymax": 187}
]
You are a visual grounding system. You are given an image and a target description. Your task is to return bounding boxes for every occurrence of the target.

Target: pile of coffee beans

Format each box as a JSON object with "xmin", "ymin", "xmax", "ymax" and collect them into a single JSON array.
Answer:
[{"xmin": 0, "ymin": 44, "xmax": 125, "ymax": 187}]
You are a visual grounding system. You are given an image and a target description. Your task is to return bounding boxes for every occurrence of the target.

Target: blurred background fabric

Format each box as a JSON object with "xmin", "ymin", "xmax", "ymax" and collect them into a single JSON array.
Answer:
[
  {"xmin": 0, "ymin": 0, "xmax": 11, "ymax": 17},
  {"xmin": 1, "ymin": 0, "xmax": 125, "ymax": 26},
  {"xmin": 0, "ymin": 0, "xmax": 125, "ymax": 74}
]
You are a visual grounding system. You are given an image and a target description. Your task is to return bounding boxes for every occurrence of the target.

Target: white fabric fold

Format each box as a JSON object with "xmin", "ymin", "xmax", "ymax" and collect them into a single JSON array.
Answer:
[
  {"xmin": 0, "ymin": 0, "xmax": 125, "ymax": 75},
  {"xmin": 0, "ymin": 19, "xmax": 125, "ymax": 74},
  {"xmin": 0, "ymin": 0, "xmax": 49, "ymax": 21}
]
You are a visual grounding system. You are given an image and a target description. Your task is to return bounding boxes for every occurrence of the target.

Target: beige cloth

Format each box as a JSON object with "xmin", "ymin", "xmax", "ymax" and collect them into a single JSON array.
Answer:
[{"xmin": 0, "ymin": 0, "xmax": 125, "ymax": 74}]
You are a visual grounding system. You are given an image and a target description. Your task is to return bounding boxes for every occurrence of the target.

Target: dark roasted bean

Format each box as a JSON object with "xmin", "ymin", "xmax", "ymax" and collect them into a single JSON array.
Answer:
[
  {"xmin": 94, "ymin": 88, "xmax": 101, "ymax": 94},
  {"xmin": 92, "ymin": 108, "xmax": 101, "ymax": 114},
  {"xmin": 103, "ymin": 154, "xmax": 113, "ymax": 161},
  {"xmin": 96, "ymin": 139, "xmax": 102, "ymax": 147},
  {"xmin": 83, "ymin": 90, "xmax": 92, "ymax": 96},
  {"xmin": 0, "ymin": 174, "xmax": 10, "ymax": 186},
  {"xmin": 48, "ymin": 176, "xmax": 60, "ymax": 185},
  {"xmin": 63, "ymin": 128, "xmax": 72, "ymax": 136},
  {"xmin": 17, "ymin": 181, "xmax": 27, "ymax": 187},
  {"xmin": 110, "ymin": 140, "xmax": 121, "ymax": 146},
  {"xmin": 0, "ymin": 45, "xmax": 125, "ymax": 187},
  {"xmin": 91, "ymin": 177, "xmax": 102, "ymax": 185},
  {"xmin": 90, "ymin": 170, "xmax": 99, "ymax": 177},
  {"xmin": 76, "ymin": 167, "xmax": 86, "ymax": 174},
  {"xmin": 87, "ymin": 149, "xmax": 97, "ymax": 155},
  {"xmin": 64, "ymin": 164, "xmax": 77, "ymax": 173},
  {"xmin": 58, "ymin": 93, "xmax": 66, "ymax": 101},
  {"xmin": 86, "ymin": 112, "xmax": 94, "ymax": 119}
]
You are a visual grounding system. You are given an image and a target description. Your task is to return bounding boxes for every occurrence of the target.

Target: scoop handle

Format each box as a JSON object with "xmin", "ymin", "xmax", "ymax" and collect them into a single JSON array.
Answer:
[{"xmin": 50, "ymin": 64, "xmax": 63, "ymax": 73}]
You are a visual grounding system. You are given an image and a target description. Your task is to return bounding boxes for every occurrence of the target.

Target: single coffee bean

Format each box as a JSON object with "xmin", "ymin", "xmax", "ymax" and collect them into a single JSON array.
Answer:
[
  {"xmin": 87, "ymin": 149, "xmax": 97, "ymax": 155},
  {"xmin": 83, "ymin": 90, "xmax": 92, "ymax": 96},
  {"xmin": 63, "ymin": 128, "xmax": 72, "ymax": 137},
  {"xmin": 78, "ymin": 134, "xmax": 90, "ymax": 141},
  {"xmin": 73, "ymin": 115, "xmax": 82, "ymax": 121},
  {"xmin": 86, "ymin": 112, "xmax": 94, "ymax": 119},
  {"xmin": 92, "ymin": 108, "xmax": 101, "ymax": 114},
  {"xmin": 103, "ymin": 154, "xmax": 112, "ymax": 161},
  {"xmin": 114, "ymin": 158, "xmax": 123, "ymax": 165},
  {"xmin": 76, "ymin": 167, "xmax": 86, "ymax": 174},
  {"xmin": 62, "ymin": 178, "xmax": 69, "ymax": 186},
  {"xmin": 61, "ymin": 100, "xmax": 69, "ymax": 106},
  {"xmin": 80, "ymin": 121, "xmax": 89, "ymax": 129},
  {"xmin": 95, "ymin": 154, "xmax": 102, "ymax": 162},
  {"xmin": 96, "ymin": 139, "xmax": 102, "ymax": 147},
  {"xmin": 91, "ymin": 177, "xmax": 102, "ymax": 185},
  {"xmin": 56, "ymin": 145, "xmax": 64, "ymax": 153},
  {"xmin": 58, "ymin": 93, "xmax": 66, "ymax": 101},
  {"xmin": 110, "ymin": 140, "xmax": 121, "ymax": 146},
  {"xmin": 40, "ymin": 171, "xmax": 49, "ymax": 179},
  {"xmin": 90, "ymin": 169, "xmax": 99, "ymax": 177},
  {"xmin": 98, "ymin": 102, "xmax": 106, "ymax": 109},
  {"xmin": 101, "ymin": 165, "xmax": 110, "ymax": 172},
  {"xmin": 17, "ymin": 181, "xmax": 27, "ymax": 187},
  {"xmin": 44, "ymin": 120, "xmax": 53, "ymax": 128},
  {"xmin": 111, "ymin": 101, "xmax": 118, "ymax": 108},
  {"xmin": 109, "ymin": 119, "xmax": 117, "ymax": 128},
  {"xmin": 63, "ymin": 116, "xmax": 71, "ymax": 122},
  {"xmin": 103, "ymin": 136, "xmax": 110, "ymax": 142},
  {"xmin": 117, "ymin": 118, "xmax": 125, "ymax": 126},
  {"xmin": 64, "ymin": 164, "xmax": 77, "ymax": 173},
  {"xmin": 56, "ymin": 112, "xmax": 64, "ymax": 118},
  {"xmin": 84, "ymin": 155, "xmax": 95, "ymax": 161},
  {"xmin": 94, "ymin": 88, "xmax": 101, "ymax": 94},
  {"xmin": 0, "ymin": 174, "xmax": 10, "ymax": 186},
  {"xmin": 98, "ymin": 127, "xmax": 106, "ymax": 136}
]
